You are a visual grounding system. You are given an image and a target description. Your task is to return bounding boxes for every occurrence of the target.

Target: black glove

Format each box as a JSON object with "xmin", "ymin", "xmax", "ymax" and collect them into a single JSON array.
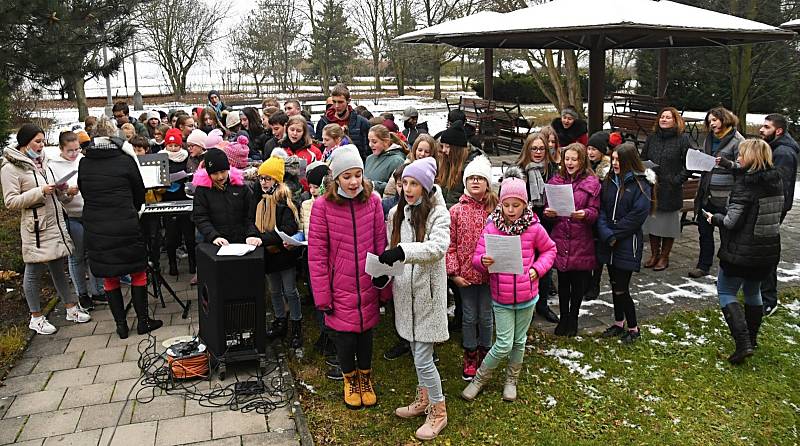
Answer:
[
  {"xmin": 318, "ymin": 306, "xmax": 334, "ymax": 315},
  {"xmin": 372, "ymin": 275, "xmax": 390, "ymax": 289},
  {"xmin": 378, "ymin": 246, "xmax": 405, "ymax": 265}
]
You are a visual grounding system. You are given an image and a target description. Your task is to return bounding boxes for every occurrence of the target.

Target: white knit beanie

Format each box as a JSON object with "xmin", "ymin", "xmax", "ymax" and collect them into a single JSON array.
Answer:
[
  {"xmin": 329, "ymin": 144, "xmax": 363, "ymax": 179},
  {"xmin": 462, "ymin": 155, "xmax": 493, "ymax": 187},
  {"xmin": 186, "ymin": 129, "xmax": 207, "ymax": 149}
]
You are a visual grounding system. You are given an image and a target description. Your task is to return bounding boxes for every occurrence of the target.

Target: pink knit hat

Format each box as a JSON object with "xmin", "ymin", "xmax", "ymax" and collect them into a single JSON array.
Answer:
[
  {"xmin": 499, "ymin": 177, "xmax": 527, "ymax": 203},
  {"xmin": 205, "ymin": 129, "xmax": 224, "ymax": 150},
  {"xmin": 224, "ymin": 135, "xmax": 250, "ymax": 169}
]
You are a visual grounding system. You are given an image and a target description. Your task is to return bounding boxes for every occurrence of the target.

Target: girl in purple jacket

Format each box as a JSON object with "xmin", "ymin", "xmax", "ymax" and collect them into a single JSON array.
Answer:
[
  {"xmin": 544, "ymin": 143, "xmax": 601, "ymax": 336},
  {"xmin": 308, "ymin": 145, "xmax": 389, "ymax": 410},
  {"xmin": 462, "ymin": 177, "xmax": 556, "ymax": 403}
]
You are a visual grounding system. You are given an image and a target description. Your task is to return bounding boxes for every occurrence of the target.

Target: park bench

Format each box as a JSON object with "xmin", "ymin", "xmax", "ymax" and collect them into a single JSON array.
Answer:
[
  {"xmin": 680, "ymin": 177, "xmax": 701, "ymax": 230},
  {"xmin": 445, "ymin": 96, "xmax": 531, "ymax": 154},
  {"xmin": 608, "ymin": 93, "xmax": 703, "ymax": 145}
]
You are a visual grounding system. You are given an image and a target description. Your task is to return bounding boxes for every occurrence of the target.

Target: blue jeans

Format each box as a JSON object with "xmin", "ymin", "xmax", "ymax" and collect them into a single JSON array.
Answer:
[
  {"xmin": 409, "ymin": 341, "xmax": 444, "ymax": 403},
  {"xmin": 460, "ymin": 284, "xmax": 493, "ymax": 350},
  {"xmin": 67, "ymin": 218, "xmax": 103, "ymax": 296},
  {"xmin": 717, "ymin": 269, "xmax": 763, "ymax": 308},
  {"xmin": 268, "ymin": 268, "xmax": 301, "ymax": 321},
  {"xmin": 696, "ymin": 201, "xmax": 726, "ymax": 272}
]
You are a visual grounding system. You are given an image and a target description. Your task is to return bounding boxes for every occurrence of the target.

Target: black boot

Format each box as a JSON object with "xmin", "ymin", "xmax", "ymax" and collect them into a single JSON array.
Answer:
[
  {"xmin": 167, "ymin": 249, "xmax": 178, "ymax": 276},
  {"xmin": 585, "ymin": 267, "xmax": 602, "ymax": 300},
  {"xmin": 131, "ymin": 285, "xmax": 163, "ymax": 335},
  {"xmin": 187, "ymin": 250, "xmax": 196, "ymax": 274},
  {"xmin": 721, "ymin": 303, "xmax": 754, "ymax": 365},
  {"xmin": 567, "ymin": 295, "xmax": 583, "ymax": 337},
  {"xmin": 536, "ymin": 301, "xmax": 560, "ymax": 324},
  {"xmin": 106, "ymin": 288, "xmax": 129, "ymax": 339},
  {"xmin": 78, "ymin": 294, "xmax": 95, "ymax": 311},
  {"xmin": 266, "ymin": 317, "xmax": 288, "ymax": 339},
  {"xmin": 290, "ymin": 319, "xmax": 303, "ymax": 349},
  {"xmin": 744, "ymin": 304, "xmax": 763, "ymax": 348}
]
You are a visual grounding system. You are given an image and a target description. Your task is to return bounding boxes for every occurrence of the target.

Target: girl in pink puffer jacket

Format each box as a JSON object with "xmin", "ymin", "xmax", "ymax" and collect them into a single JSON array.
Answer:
[
  {"xmin": 463, "ymin": 177, "xmax": 556, "ymax": 403},
  {"xmin": 544, "ymin": 143, "xmax": 601, "ymax": 337}
]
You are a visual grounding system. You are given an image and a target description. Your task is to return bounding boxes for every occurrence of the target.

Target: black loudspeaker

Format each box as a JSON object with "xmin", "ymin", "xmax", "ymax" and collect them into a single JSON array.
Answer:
[{"xmin": 196, "ymin": 243, "xmax": 267, "ymax": 373}]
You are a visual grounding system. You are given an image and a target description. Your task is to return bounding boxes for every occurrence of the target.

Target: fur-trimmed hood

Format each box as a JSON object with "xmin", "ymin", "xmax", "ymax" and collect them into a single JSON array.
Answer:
[
  {"xmin": 192, "ymin": 167, "xmax": 245, "ymax": 188},
  {"xmin": 503, "ymin": 165, "xmax": 525, "ymax": 181}
]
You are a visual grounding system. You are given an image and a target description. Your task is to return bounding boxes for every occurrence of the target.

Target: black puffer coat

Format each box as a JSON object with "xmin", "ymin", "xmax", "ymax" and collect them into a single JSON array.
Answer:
[
  {"xmin": 192, "ymin": 170, "xmax": 259, "ymax": 244},
  {"xmin": 78, "ymin": 137, "xmax": 147, "ymax": 277},
  {"xmin": 550, "ymin": 117, "xmax": 588, "ymax": 146},
  {"xmin": 711, "ymin": 167, "xmax": 783, "ymax": 280},
  {"xmin": 640, "ymin": 127, "xmax": 691, "ymax": 212},
  {"xmin": 248, "ymin": 184, "xmax": 300, "ymax": 273}
]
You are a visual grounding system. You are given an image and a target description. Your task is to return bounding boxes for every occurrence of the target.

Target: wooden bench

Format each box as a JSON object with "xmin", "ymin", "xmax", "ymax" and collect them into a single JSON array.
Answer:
[
  {"xmin": 445, "ymin": 96, "xmax": 531, "ymax": 154},
  {"xmin": 607, "ymin": 93, "xmax": 670, "ymax": 145},
  {"xmin": 680, "ymin": 177, "xmax": 700, "ymax": 230}
]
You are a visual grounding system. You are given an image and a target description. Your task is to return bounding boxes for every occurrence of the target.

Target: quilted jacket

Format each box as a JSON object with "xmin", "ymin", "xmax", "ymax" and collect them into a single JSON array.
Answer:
[
  {"xmin": 446, "ymin": 193, "xmax": 490, "ymax": 285},
  {"xmin": 545, "ymin": 172, "xmax": 601, "ymax": 271}
]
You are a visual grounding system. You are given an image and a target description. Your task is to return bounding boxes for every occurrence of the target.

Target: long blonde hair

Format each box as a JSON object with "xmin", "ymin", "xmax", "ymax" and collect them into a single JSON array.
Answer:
[
  {"xmin": 369, "ymin": 124, "xmax": 409, "ymax": 154},
  {"xmin": 517, "ymin": 132, "xmax": 554, "ymax": 177},
  {"xmin": 738, "ymin": 138, "xmax": 773, "ymax": 172},
  {"xmin": 436, "ymin": 144, "xmax": 469, "ymax": 191},
  {"xmin": 409, "ymin": 134, "xmax": 438, "ymax": 161},
  {"xmin": 274, "ymin": 182, "xmax": 299, "ymax": 222}
]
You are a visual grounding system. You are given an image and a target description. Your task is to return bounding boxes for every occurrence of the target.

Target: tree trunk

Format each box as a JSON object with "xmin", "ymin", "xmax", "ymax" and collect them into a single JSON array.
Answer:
[
  {"xmin": 730, "ymin": 44, "xmax": 752, "ymax": 134},
  {"xmin": 396, "ymin": 64, "xmax": 406, "ymax": 96},
  {"xmin": 320, "ymin": 63, "xmax": 330, "ymax": 95},
  {"xmin": 433, "ymin": 49, "xmax": 442, "ymax": 100},
  {"xmin": 73, "ymin": 77, "xmax": 89, "ymax": 122},
  {"xmin": 563, "ymin": 50, "xmax": 585, "ymax": 118},
  {"xmin": 544, "ymin": 50, "xmax": 568, "ymax": 110},
  {"xmin": 373, "ymin": 56, "xmax": 382, "ymax": 92}
]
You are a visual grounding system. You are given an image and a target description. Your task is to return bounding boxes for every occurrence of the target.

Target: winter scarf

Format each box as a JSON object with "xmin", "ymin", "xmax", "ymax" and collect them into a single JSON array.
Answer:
[
  {"xmin": 161, "ymin": 148, "xmax": 189, "ymax": 163},
  {"xmin": 489, "ymin": 202, "xmax": 535, "ymax": 236},
  {"xmin": 324, "ymin": 105, "xmax": 353, "ymax": 128},
  {"xmin": 255, "ymin": 189, "xmax": 278, "ymax": 233},
  {"xmin": 524, "ymin": 161, "xmax": 546, "ymax": 205},
  {"xmin": 282, "ymin": 137, "xmax": 307, "ymax": 154}
]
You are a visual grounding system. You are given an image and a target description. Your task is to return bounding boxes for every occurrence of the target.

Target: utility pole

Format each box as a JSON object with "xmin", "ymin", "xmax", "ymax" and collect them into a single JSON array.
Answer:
[{"xmin": 133, "ymin": 51, "xmax": 143, "ymax": 111}]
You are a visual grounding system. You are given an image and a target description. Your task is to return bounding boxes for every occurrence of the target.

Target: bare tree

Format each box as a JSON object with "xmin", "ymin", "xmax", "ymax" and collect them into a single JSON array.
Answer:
[
  {"xmin": 136, "ymin": 0, "xmax": 230, "ymax": 99},
  {"xmin": 419, "ymin": 0, "xmax": 469, "ymax": 100},
  {"xmin": 382, "ymin": 0, "xmax": 417, "ymax": 95},
  {"xmin": 353, "ymin": 0, "xmax": 385, "ymax": 91}
]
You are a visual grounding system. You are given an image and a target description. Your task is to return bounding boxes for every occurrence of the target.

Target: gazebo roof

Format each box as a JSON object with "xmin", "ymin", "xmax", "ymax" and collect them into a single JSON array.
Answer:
[
  {"xmin": 395, "ymin": 0, "xmax": 795, "ymax": 49},
  {"xmin": 781, "ymin": 18, "xmax": 800, "ymax": 31}
]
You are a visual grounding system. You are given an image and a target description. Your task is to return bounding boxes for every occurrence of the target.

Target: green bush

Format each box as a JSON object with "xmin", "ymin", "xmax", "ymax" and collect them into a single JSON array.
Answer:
[
  {"xmin": 0, "ymin": 197, "xmax": 23, "ymax": 273},
  {"xmin": 473, "ymin": 72, "xmax": 626, "ymax": 104}
]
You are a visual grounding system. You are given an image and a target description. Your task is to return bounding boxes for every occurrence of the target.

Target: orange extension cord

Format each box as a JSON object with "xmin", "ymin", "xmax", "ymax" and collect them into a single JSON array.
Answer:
[{"xmin": 167, "ymin": 353, "xmax": 210, "ymax": 379}]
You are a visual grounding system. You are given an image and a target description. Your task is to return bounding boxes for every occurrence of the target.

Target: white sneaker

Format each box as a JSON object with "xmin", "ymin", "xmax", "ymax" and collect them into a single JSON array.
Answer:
[
  {"xmin": 66, "ymin": 306, "xmax": 91, "ymax": 323},
  {"xmin": 29, "ymin": 316, "xmax": 57, "ymax": 335}
]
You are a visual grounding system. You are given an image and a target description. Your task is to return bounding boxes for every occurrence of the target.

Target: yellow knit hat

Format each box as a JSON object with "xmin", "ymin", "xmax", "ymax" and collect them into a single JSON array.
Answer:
[{"xmin": 257, "ymin": 156, "xmax": 285, "ymax": 183}]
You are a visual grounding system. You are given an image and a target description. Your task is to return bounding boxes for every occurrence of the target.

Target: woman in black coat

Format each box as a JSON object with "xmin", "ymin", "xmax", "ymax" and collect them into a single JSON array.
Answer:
[
  {"xmin": 78, "ymin": 118, "xmax": 162, "ymax": 339},
  {"xmin": 640, "ymin": 107, "xmax": 691, "ymax": 271},
  {"xmin": 706, "ymin": 139, "xmax": 783, "ymax": 365}
]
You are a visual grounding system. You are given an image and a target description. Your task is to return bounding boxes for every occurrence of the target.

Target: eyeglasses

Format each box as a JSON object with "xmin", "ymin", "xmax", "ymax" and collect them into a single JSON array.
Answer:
[
  {"xmin": 530, "ymin": 147, "xmax": 546, "ymax": 152},
  {"xmin": 466, "ymin": 176, "xmax": 485, "ymax": 183},
  {"xmin": 259, "ymin": 176, "xmax": 273, "ymax": 182}
]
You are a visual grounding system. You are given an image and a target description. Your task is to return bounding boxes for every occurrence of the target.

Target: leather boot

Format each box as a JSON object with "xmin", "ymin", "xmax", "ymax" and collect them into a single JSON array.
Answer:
[
  {"xmin": 744, "ymin": 304, "xmax": 763, "ymax": 348},
  {"xmin": 342, "ymin": 370, "xmax": 362, "ymax": 409},
  {"xmin": 358, "ymin": 369, "xmax": 377, "ymax": 407},
  {"xmin": 722, "ymin": 303, "xmax": 754, "ymax": 365},
  {"xmin": 131, "ymin": 285, "xmax": 163, "ymax": 335},
  {"xmin": 644, "ymin": 235, "xmax": 661, "ymax": 268},
  {"xmin": 536, "ymin": 299, "xmax": 560, "ymax": 323},
  {"xmin": 585, "ymin": 267, "xmax": 602, "ymax": 300},
  {"xmin": 396, "ymin": 386, "xmax": 429, "ymax": 418},
  {"xmin": 105, "ymin": 288, "xmax": 129, "ymax": 339},
  {"xmin": 415, "ymin": 400, "xmax": 447, "ymax": 440},
  {"xmin": 567, "ymin": 295, "xmax": 583, "ymax": 337},
  {"xmin": 266, "ymin": 317, "xmax": 288, "ymax": 339},
  {"xmin": 653, "ymin": 237, "xmax": 673, "ymax": 271},
  {"xmin": 461, "ymin": 362, "xmax": 493, "ymax": 401},
  {"xmin": 502, "ymin": 362, "xmax": 523, "ymax": 402},
  {"xmin": 290, "ymin": 319, "xmax": 302, "ymax": 349}
]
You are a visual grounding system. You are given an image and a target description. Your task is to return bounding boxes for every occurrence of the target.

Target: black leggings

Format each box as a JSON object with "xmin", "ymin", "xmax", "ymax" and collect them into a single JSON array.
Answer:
[
  {"xmin": 141, "ymin": 215, "xmax": 162, "ymax": 265},
  {"xmin": 557, "ymin": 270, "xmax": 592, "ymax": 318},
  {"xmin": 164, "ymin": 215, "xmax": 195, "ymax": 262},
  {"xmin": 329, "ymin": 328, "xmax": 374, "ymax": 373},
  {"xmin": 607, "ymin": 265, "xmax": 637, "ymax": 328}
]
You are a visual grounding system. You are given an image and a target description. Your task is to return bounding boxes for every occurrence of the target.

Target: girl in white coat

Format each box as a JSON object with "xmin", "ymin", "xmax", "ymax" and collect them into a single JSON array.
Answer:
[{"xmin": 380, "ymin": 157, "xmax": 451, "ymax": 441}]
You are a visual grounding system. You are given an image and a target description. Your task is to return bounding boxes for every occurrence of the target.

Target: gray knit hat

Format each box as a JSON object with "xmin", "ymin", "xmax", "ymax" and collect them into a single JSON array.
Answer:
[
  {"xmin": 561, "ymin": 107, "xmax": 579, "ymax": 119},
  {"xmin": 329, "ymin": 144, "xmax": 363, "ymax": 179}
]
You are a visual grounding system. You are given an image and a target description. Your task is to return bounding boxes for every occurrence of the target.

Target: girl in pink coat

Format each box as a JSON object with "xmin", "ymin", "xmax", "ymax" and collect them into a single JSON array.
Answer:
[
  {"xmin": 462, "ymin": 176, "xmax": 556, "ymax": 403},
  {"xmin": 307, "ymin": 145, "xmax": 388, "ymax": 410},
  {"xmin": 544, "ymin": 143, "xmax": 601, "ymax": 337}
]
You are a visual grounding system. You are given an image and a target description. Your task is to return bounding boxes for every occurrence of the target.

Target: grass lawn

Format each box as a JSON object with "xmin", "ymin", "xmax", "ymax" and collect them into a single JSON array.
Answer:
[{"xmin": 291, "ymin": 288, "xmax": 800, "ymax": 445}]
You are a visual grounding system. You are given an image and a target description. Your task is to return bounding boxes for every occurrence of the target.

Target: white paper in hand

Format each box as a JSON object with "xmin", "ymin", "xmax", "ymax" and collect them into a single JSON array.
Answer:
[
  {"xmin": 277, "ymin": 229, "xmax": 307, "ymax": 246},
  {"xmin": 55, "ymin": 170, "xmax": 77, "ymax": 186},
  {"xmin": 365, "ymin": 252, "xmax": 405, "ymax": 277},
  {"xmin": 484, "ymin": 234, "xmax": 524, "ymax": 275},
  {"xmin": 686, "ymin": 149, "xmax": 717, "ymax": 172},
  {"xmin": 217, "ymin": 244, "xmax": 256, "ymax": 256},
  {"xmin": 544, "ymin": 184, "xmax": 576, "ymax": 217}
]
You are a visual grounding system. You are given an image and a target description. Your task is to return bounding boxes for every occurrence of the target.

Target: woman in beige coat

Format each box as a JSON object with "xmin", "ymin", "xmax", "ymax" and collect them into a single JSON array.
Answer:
[{"xmin": 1, "ymin": 124, "xmax": 90, "ymax": 335}]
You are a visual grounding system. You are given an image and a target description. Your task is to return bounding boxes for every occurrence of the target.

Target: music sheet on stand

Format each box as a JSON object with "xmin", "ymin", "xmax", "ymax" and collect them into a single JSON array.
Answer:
[{"xmin": 484, "ymin": 234, "xmax": 524, "ymax": 275}]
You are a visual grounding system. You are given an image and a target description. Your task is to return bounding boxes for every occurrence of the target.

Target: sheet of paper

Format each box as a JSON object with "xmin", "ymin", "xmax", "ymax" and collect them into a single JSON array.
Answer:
[
  {"xmin": 277, "ymin": 229, "xmax": 307, "ymax": 246},
  {"xmin": 544, "ymin": 184, "xmax": 576, "ymax": 217},
  {"xmin": 686, "ymin": 149, "xmax": 717, "ymax": 172},
  {"xmin": 365, "ymin": 252, "xmax": 405, "ymax": 277},
  {"xmin": 484, "ymin": 234, "xmax": 524, "ymax": 275},
  {"xmin": 54, "ymin": 170, "xmax": 77, "ymax": 186},
  {"xmin": 217, "ymin": 243, "xmax": 256, "ymax": 256},
  {"xmin": 140, "ymin": 165, "xmax": 164, "ymax": 188},
  {"xmin": 169, "ymin": 170, "xmax": 189, "ymax": 183}
]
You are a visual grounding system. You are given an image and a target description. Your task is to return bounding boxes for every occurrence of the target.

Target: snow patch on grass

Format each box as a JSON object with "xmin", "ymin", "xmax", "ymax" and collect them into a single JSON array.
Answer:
[{"xmin": 544, "ymin": 348, "xmax": 605, "ymax": 380}]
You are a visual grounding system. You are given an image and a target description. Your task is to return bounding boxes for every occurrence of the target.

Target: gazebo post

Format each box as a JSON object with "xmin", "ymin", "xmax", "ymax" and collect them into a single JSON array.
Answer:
[
  {"xmin": 484, "ymin": 48, "xmax": 494, "ymax": 100},
  {"xmin": 657, "ymin": 49, "xmax": 669, "ymax": 97},
  {"xmin": 588, "ymin": 47, "xmax": 606, "ymax": 134}
]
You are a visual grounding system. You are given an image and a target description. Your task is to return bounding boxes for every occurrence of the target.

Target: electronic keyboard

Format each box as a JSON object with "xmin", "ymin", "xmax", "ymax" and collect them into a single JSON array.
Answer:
[{"xmin": 142, "ymin": 200, "xmax": 193, "ymax": 215}]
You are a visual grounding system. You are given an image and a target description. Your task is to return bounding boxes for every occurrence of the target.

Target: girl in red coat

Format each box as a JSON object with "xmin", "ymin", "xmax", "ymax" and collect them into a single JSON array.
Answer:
[
  {"xmin": 446, "ymin": 155, "xmax": 497, "ymax": 381},
  {"xmin": 463, "ymin": 177, "xmax": 556, "ymax": 402},
  {"xmin": 280, "ymin": 115, "xmax": 322, "ymax": 165},
  {"xmin": 307, "ymin": 144, "xmax": 388, "ymax": 409},
  {"xmin": 544, "ymin": 143, "xmax": 601, "ymax": 336}
]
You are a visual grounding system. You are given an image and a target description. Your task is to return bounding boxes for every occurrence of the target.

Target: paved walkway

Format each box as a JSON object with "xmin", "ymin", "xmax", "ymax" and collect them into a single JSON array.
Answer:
[{"xmin": 0, "ymin": 267, "xmax": 301, "ymax": 446}]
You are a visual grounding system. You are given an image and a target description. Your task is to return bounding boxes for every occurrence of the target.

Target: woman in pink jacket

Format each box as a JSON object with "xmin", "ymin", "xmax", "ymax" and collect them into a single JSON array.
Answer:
[
  {"xmin": 462, "ymin": 176, "xmax": 556, "ymax": 403},
  {"xmin": 308, "ymin": 145, "xmax": 389, "ymax": 410},
  {"xmin": 544, "ymin": 143, "xmax": 601, "ymax": 337}
]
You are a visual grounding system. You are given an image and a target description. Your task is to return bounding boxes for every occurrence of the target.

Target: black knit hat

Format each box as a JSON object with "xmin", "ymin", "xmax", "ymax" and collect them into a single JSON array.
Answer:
[
  {"xmin": 440, "ymin": 121, "xmax": 468, "ymax": 147},
  {"xmin": 16, "ymin": 123, "xmax": 44, "ymax": 149},
  {"xmin": 587, "ymin": 131, "xmax": 610, "ymax": 154},
  {"xmin": 306, "ymin": 161, "xmax": 330, "ymax": 188},
  {"xmin": 204, "ymin": 148, "xmax": 230, "ymax": 174}
]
